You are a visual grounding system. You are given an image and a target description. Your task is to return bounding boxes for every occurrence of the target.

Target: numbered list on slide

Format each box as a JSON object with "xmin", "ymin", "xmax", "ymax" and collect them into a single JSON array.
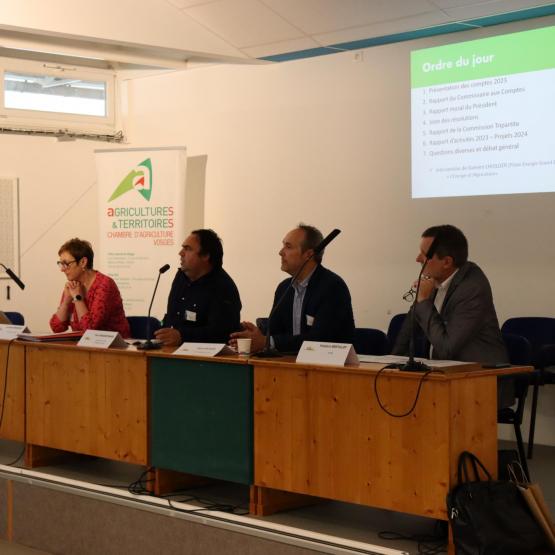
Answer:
[{"xmin": 411, "ymin": 26, "xmax": 555, "ymax": 197}]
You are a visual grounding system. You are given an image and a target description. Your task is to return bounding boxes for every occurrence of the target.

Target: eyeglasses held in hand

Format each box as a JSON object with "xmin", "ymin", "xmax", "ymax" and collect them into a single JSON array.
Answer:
[{"xmin": 402, "ymin": 287, "xmax": 416, "ymax": 302}]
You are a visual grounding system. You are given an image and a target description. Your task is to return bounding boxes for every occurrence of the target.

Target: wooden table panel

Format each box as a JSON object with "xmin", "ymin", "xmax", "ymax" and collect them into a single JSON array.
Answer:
[
  {"xmin": 254, "ymin": 362, "xmax": 500, "ymax": 520},
  {"xmin": 0, "ymin": 341, "xmax": 25, "ymax": 442},
  {"xmin": 26, "ymin": 345, "xmax": 147, "ymax": 464}
]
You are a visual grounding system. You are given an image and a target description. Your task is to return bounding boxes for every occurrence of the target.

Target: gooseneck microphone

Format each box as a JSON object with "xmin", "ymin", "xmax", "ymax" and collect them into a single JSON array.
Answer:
[
  {"xmin": 391, "ymin": 233, "xmax": 442, "ymax": 372},
  {"xmin": 138, "ymin": 263, "xmax": 170, "ymax": 351},
  {"xmin": 255, "ymin": 229, "xmax": 341, "ymax": 358},
  {"xmin": 313, "ymin": 228, "xmax": 341, "ymax": 255},
  {"xmin": 0, "ymin": 263, "xmax": 25, "ymax": 290}
]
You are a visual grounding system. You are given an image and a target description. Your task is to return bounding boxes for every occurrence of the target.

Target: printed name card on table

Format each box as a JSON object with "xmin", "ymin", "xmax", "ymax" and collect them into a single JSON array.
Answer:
[
  {"xmin": 0, "ymin": 324, "xmax": 29, "ymax": 340},
  {"xmin": 173, "ymin": 342, "xmax": 235, "ymax": 357},
  {"xmin": 296, "ymin": 341, "xmax": 359, "ymax": 366},
  {"xmin": 77, "ymin": 330, "xmax": 128, "ymax": 349}
]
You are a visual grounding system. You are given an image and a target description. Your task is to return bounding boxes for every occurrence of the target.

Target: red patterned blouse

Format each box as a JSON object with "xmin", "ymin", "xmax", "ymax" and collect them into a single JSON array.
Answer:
[{"xmin": 50, "ymin": 271, "xmax": 130, "ymax": 338}]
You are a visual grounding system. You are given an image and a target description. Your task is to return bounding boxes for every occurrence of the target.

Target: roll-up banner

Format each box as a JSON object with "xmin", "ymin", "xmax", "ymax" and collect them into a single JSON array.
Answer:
[{"xmin": 95, "ymin": 147, "xmax": 187, "ymax": 318}]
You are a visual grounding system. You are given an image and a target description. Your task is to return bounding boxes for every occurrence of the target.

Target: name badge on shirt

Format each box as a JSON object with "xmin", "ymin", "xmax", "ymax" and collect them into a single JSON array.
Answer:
[
  {"xmin": 306, "ymin": 315, "xmax": 315, "ymax": 327},
  {"xmin": 185, "ymin": 310, "xmax": 197, "ymax": 322}
]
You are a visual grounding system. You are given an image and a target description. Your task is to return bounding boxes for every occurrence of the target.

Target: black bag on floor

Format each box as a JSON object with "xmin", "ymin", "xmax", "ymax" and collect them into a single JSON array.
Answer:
[{"xmin": 447, "ymin": 451, "xmax": 546, "ymax": 555}]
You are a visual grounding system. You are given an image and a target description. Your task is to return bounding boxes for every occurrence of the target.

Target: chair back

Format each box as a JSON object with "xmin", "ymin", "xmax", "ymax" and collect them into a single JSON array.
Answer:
[
  {"xmin": 386, "ymin": 313, "xmax": 407, "ymax": 350},
  {"xmin": 5, "ymin": 311, "xmax": 24, "ymax": 325},
  {"xmin": 502, "ymin": 333, "xmax": 532, "ymax": 366},
  {"xmin": 256, "ymin": 317, "xmax": 269, "ymax": 335},
  {"xmin": 127, "ymin": 316, "xmax": 161, "ymax": 340},
  {"xmin": 353, "ymin": 328, "xmax": 389, "ymax": 356},
  {"xmin": 501, "ymin": 317, "xmax": 555, "ymax": 367}
]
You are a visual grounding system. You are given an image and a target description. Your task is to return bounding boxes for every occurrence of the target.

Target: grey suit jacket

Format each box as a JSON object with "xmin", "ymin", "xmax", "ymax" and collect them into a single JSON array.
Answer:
[
  {"xmin": 393, "ymin": 261, "xmax": 512, "ymax": 406},
  {"xmin": 401, "ymin": 261, "xmax": 507, "ymax": 363}
]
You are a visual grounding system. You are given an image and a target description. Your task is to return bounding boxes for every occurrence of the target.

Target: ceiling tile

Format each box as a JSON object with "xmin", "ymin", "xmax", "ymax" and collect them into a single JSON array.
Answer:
[
  {"xmin": 242, "ymin": 36, "xmax": 320, "ymax": 58},
  {"xmin": 313, "ymin": 10, "xmax": 452, "ymax": 46},
  {"xmin": 165, "ymin": 0, "xmax": 214, "ymax": 9},
  {"xmin": 443, "ymin": 0, "xmax": 555, "ymax": 20},
  {"xmin": 262, "ymin": 0, "xmax": 438, "ymax": 35},
  {"xmin": 185, "ymin": 0, "xmax": 304, "ymax": 48},
  {"xmin": 429, "ymin": 0, "xmax": 493, "ymax": 8}
]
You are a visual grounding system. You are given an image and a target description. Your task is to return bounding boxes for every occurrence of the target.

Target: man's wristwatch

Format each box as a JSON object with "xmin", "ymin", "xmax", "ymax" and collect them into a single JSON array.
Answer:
[{"xmin": 73, "ymin": 294, "xmax": 83, "ymax": 302}]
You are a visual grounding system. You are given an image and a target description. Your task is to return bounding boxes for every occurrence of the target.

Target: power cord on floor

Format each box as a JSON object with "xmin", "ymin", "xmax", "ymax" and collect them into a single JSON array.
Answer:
[
  {"xmin": 166, "ymin": 493, "xmax": 249, "ymax": 516},
  {"xmin": 4, "ymin": 444, "xmax": 26, "ymax": 467},
  {"xmin": 378, "ymin": 520, "xmax": 447, "ymax": 554},
  {"xmin": 122, "ymin": 469, "xmax": 249, "ymax": 515}
]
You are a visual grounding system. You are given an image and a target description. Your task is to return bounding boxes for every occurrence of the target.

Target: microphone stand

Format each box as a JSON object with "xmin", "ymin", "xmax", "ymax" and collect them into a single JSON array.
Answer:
[
  {"xmin": 0, "ymin": 263, "xmax": 25, "ymax": 290},
  {"xmin": 138, "ymin": 268, "xmax": 167, "ymax": 351},
  {"xmin": 389, "ymin": 263, "xmax": 432, "ymax": 372},
  {"xmin": 255, "ymin": 255, "xmax": 315, "ymax": 358}
]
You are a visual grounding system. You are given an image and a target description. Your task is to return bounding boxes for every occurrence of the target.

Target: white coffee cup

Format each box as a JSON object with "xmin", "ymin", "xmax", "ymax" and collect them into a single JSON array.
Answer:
[{"xmin": 236, "ymin": 338, "xmax": 252, "ymax": 356}]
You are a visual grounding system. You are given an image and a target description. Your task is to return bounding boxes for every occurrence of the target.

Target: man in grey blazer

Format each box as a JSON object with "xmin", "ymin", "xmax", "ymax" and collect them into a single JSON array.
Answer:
[{"xmin": 393, "ymin": 224, "xmax": 512, "ymax": 406}]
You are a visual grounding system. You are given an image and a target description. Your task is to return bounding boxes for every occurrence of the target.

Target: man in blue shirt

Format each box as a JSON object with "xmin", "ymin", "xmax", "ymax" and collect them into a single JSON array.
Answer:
[{"xmin": 231, "ymin": 224, "xmax": 354, "ymax": 353}]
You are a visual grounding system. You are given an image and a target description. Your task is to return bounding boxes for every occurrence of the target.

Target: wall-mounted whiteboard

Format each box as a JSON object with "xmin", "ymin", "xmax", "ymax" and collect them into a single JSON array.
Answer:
[{"xmin": 0, "ymin": 177, "xmax": 20, "ymax": 279}]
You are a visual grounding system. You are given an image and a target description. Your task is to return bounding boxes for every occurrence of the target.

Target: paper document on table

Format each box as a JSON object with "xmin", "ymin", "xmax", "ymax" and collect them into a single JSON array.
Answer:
[
  {"xmin": 173, "ymin": 342, "xmax": 236, "ymax": 357},
  {"xmin": 0, "ymin": 324, "xmax": 30, "ymax": 339},
  {"xmin": 358, "ymin": 354, "xmax": 472, "ymax": 367},
  {"xmin": 17, "ymin": 331, "xmax": 84, "ymax": 342}
]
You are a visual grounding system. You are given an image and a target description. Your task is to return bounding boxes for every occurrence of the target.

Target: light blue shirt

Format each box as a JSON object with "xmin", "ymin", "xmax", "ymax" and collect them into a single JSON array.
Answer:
[
  {"xmin": 292, "ymin": 268, "xmax": 316, "ymax": 335},
  {"xmin": 270, "ymin": 267, "xmax": 316, "ymax": 349}
]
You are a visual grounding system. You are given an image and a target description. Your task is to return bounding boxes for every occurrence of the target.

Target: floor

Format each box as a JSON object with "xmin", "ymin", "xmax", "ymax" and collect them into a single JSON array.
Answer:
[{"xmin": 0, "ymin": 440, "xmax": 553, "ymax": 555}]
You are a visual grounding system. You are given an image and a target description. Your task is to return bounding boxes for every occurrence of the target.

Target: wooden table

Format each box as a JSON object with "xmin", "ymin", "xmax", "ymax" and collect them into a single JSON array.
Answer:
[
  {"xmin": 2, "ymin": 339, "xmax": 529, "ymax": 550},
  {"xmin": 0, "ymin": 339, "xmax": 25, "ymax": 442},
  {"xmin": 25, "ymin": 342, "xmax": 148, "ymax": 466},
  {"xmin": 250, "ymin": 359, "xmax": 528, "ymax": 520}
]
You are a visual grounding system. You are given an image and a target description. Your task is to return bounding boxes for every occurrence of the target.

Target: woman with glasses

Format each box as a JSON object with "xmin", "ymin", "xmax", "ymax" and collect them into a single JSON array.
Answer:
[{"xmin": 49, "ymin": 238, "xmax": 130, "ymax": 337}]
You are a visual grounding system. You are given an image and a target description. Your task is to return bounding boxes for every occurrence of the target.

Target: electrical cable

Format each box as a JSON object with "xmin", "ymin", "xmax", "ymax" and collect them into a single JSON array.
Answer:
[
  {"xmin": 0, "ymin": 338, "xmax": 16, "ymax": 431},
  {"xmin": 5, "ymin": 444, "xmax": 26, "ymax": 467},
  {"xmin": 378, "ymin": 519, "xmax": 447, "ymax": 554},
  {"xmin": 374, "ymin": 366, "xmax": 436, "ymax": 418}
]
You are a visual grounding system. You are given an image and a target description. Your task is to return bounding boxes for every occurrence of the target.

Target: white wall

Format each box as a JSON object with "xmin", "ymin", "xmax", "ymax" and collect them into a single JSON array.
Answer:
[
  {"xmin": 0, "ymin": 134, "xmax": 99, "ymax": 330},
  {"xmin": 121, "ymin": 18, "xmax": 555, "ymax": 328},
  {"xmin": 0, "ymin": 15, "xmax": 553, "ymax": 444},
  {"xmin": 121, "ymin": 16, "xmax": 555, "ymax": 445}
]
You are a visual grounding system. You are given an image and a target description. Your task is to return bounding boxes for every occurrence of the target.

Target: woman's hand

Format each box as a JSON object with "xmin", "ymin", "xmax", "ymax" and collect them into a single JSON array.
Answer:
[
  {"xmin": 61, "ymin": 282, "xmax": 74, "ymax": 306},
  {"xmin": 66, "ymin": 280, "xmax": 85, "ymax": 299}
]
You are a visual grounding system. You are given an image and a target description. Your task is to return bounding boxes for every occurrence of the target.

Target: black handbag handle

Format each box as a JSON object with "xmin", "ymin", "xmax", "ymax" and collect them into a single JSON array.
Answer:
[{"xmin": 457, "ymin": 451, "xmax": 493, "ymax": 484}]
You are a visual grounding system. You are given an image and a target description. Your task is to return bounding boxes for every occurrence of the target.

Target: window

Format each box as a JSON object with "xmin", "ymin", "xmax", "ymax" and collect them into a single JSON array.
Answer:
[
  {"xmin": 5, "ymin": 71, "xmax": 107, "ymax": 117},
  {"xmin": 0, "ymin": 58, "xmax": 116, "ymax": 132}
]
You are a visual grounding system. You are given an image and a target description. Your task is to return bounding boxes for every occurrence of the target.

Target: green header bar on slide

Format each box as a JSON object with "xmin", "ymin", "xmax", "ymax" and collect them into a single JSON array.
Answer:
[{"xmin": 411, "ymin": 25, "xmax": 555, "ymax": 87}]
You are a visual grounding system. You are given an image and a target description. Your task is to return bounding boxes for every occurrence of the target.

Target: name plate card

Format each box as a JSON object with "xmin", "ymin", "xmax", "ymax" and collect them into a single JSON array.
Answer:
[
  {"xmin": 173, "ymin": 342, "xmax": 235, "ymax": 357},
  {"xmin": 77, "ymin": 330, "xmax": 128, "ymax": 349},
  {"xmin": 296, "ymin": 341, "xmax": 359, "ymax": 366},
  {"xmin": 0, "ymin": 324, "xmax": 28, "ymax": 339}
]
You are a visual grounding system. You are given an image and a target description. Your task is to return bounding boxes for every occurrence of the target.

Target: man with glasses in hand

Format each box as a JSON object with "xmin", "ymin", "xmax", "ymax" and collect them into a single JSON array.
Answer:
[{"xmin": 392, "ymin": 224, "xmax": 512, "ymax": 406}]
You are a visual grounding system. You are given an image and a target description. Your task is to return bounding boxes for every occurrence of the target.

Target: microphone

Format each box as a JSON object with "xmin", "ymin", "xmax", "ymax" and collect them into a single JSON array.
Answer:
[
  {"xmin": 0, "ymin": 263, "xmax": 25, "ymax": 290},
  {"xmin": 389, "ymin": 232, "xmax": 445, "ymax": 372},
  {"xmin": 137, "ymin": 264, "xmax": 170, "ymax": 351},
  {"xmin": 314, "ymin": 229, "xmax": 341, "ymax": 255},
  {"xmin": 401, "ymin": 264, "xmax": 432, "ymax": 372},
  {"xmin": 425, "ymin": 234, "xmax": 441, "ymax": 260},
  {"xmin": 255, "ymin": 229, "xmax": 341, "ymax": 358}
]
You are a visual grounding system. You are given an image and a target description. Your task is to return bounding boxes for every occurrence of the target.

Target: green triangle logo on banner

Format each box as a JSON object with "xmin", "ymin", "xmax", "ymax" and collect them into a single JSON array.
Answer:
[{"xmin": 108, "ymin": 158, "xmax": 153, "ymax": 202}]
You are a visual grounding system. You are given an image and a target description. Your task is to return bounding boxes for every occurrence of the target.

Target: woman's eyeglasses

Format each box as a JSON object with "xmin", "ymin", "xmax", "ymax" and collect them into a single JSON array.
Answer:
[{"xmin": 57, "ymin": 259, "xmax": 77, "ymax": 269}]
